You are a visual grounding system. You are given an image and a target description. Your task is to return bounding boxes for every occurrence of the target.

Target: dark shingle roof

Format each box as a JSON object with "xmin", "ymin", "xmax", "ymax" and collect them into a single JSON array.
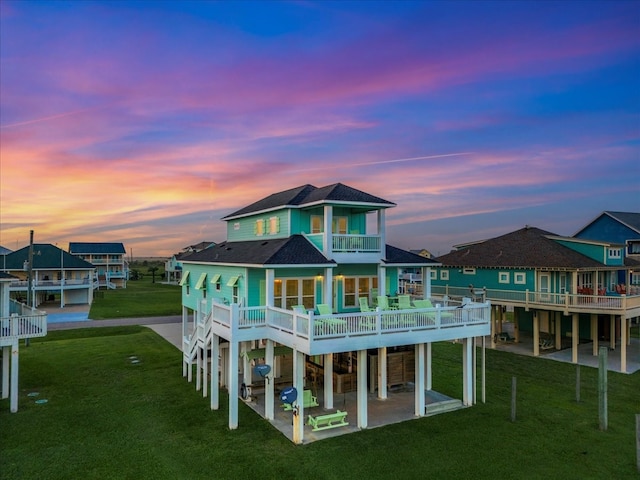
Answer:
[
  {"xmin": 69, "ymin": 242, "xmax": 126, "ymax": 254},
  {"xmin": 182, "ymin": 235, "xmax": 335, "ymax": 267},
  {"xmin": 3, "ymin": 244, "xmax": 95, "ymax": 270},
  {"xmin": 384, "ymin": 245, "xmax": 440, "ymax": 266},
  {"xmin": 436, "ymin": 227, "xmax": 606, "ymax": 269},
  {"xmin": 222, "ymin": 183, "xmax": 395, "ymax": 219},
  {"xmin": 0, "ymin": 272, "xmax": 17, "ymax": 280}
]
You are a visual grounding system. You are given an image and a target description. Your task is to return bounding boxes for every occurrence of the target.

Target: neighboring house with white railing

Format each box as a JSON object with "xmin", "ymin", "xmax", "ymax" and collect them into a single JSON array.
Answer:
[
  {"xmin": 69, "ymin": 242, "xmax": 128, "ymax": 289},
  {"xmin": 165, "ymin": 242, "xmax": 215, "ymax": 284},
  {"xmin": 1, "ymin": 244, "xmax": 95, "ymax": 308},
  {"xmin": 179, "ymin": 183, "xmax": 491, "ymax": 443},
  {"xmin": 1, "ymin": 272, "xmax": 47, "ymax": 412},
  {"xmin": 432, "ymin": 226, "xmax": 640, "ymax": 373}
]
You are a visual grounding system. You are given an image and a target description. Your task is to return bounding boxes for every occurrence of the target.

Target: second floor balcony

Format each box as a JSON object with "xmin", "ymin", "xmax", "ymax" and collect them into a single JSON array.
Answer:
[
  {"xmin": 190, "ymin": 299, "xmax": 491, "ymax": 357},
  {"xmin": 305, "ymin": 233, "xmax": 382, "ymax": 262}
]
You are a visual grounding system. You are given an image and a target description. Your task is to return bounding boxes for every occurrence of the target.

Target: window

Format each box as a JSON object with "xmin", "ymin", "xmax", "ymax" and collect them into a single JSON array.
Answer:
[
  {"xmin": 463, "ymin": 268, "xmax": 476, "ymax": 275},
  {"xmin": 514, "ymin": 272, "xmax": 526, "ymax": 284},
  {"xmin": 430, "ymin": 270, "xmax": 437, "ymax": 280},
  {"xmin": 332, "ymin": 217, "xmax": 348, "ymax": 234},
  {"xmin": 499, "ymin": 272, "xmax": 510, "ymax": 284},
  {"xmin": 274, "ymin": 278, "xmax": 316, "ymax": 309},
  {"xmin": 440, "ymin": 270, "xmax": 449, "ymax": 280},
  {"xmin": 343, "ymin": 276, "xmax": 378, "ymax": 307},
  {"xmin": 211, "ymin": 273, "xmax": 221, "ymax": 291},
  {"xmin": 255, "ymin": 219, "xmax": 265, "ymax": 236},
  {"xmin": 268, "ymin": 216, "xmax": 280, "ymax": 235},
  {"xmin": 234, "ymin": 222, "xmax": 240, "ymax": 231},
  {"xmin": 632, "ymin": 272, "xmax": 640, "ymax": 285},
  {"xmin": 311, "ymin": 215, "xmax": 323, "ymax": 234},
  {"xmin": 608, "ymin": 248, "xmax": 621, "ymax": 259}
]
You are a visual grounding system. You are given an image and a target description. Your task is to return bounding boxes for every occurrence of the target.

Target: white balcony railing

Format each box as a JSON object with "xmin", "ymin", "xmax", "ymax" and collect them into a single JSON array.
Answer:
[{"xmin": 0, "ymin": 313, "xmax": 47, "ymax": 344}]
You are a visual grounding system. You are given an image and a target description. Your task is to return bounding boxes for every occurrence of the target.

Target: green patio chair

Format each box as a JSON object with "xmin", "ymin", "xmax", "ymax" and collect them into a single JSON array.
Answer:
[
  {"xmin": 292, "ymin": 305, "xmax": 307, "ymax": 314},
  {"xmin": 359, "ymin": 297, "xmax": 374, "ymax": 312},
  {"xmin": 397, "ymin": 295, "xmax": 415, "ymax": 310},
  {"xmin": 316, "ymin": 304, "xmax": 347, "ymax": 333},
  {"xmin": 377, "ymin": 295, "xmax": 396, "ymax": 311}
]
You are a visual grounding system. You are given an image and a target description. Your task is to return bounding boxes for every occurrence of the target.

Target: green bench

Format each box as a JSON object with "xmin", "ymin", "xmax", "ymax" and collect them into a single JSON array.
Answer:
[
  {"xmin": 282, "ymin": 389, "xmax": 319, "ymax": 411},
  {"xmin": 307, "ymin": 410, "xmax": 349, "ymax": 431}
]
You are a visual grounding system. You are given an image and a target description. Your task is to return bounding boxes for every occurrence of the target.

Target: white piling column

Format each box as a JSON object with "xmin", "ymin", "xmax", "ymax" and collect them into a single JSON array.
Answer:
[
  {"xmin": 462, "ymin": 337, "xmax": 473, "ymax": 406},
  {"xmin": 228, "ymin": 340, "xmax": 239, "ymax": 429},
  {"xmin": 202, "ymin": 339, "xmax": 208, "ymax": 398},
  {"xmin": 211, "ymin": 334, "xmax": 219, "ymax": 410},
  {"xmin": 357, "ymin": 349, "xmax": 368, "ymax": 429},
  {"xmin": 572, "ymin": 313, "xmax": 579, "ymax": 364},
  {"xmin": 293, "ymin": 350, "xmax": 305, "ymax": 444},
  {"xmin": 265, "ymin": 339, "xmax": 275, "ymax": 420},
  {"xmin": 472, "ymin": 337, "xmax": 477, "ymax": 405},
  {"xmin": 621, "ymin": 317, "xmax": 628, "ymax": 374},
  {"xmin": 196, "ymin": 344, "xmax": 202, "ymax": 391},
  {"xmin": 426, "ymin": 342, "xmax": 432, "ymax": 391},
  {"xmin": 415, "ymin": 343, "xmax": 425, "ymax": 417},
  {"xmin": 324, "ymin": 353, "xmax": 334, "ymax": 409},
  {"xmin": 2, "ymin": 345, "xmax": 9, "ymax": 399},
  {"xmin": 10, "ymin": 341, "xmax": 18, "ymax": 413},
  {"xmin": 378, "ymin": 346, "xmax": 387, "ymax": 399}
]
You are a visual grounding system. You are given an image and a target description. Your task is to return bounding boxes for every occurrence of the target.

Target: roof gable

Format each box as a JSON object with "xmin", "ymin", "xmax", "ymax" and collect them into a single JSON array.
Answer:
[
  {"xmin": 436, "ymin": 227, "xmax": 606, "ymax": 269},
  {"xmin": 222, "ymin": 183, "xmax": 395, "ymax": 220},
  {"xmin": 4, "ymin": 244, "xmax": 95, "ymax": 269},
  {"xmin": 182, "ymin": 235, "xmax": 335, "ymax": 266}
]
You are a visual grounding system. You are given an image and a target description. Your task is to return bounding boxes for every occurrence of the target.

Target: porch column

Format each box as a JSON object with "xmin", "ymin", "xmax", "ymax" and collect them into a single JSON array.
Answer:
[
  {"xmin": 228, "ymin": 340, "xmax": 239, "ymax": 429},
  {"xmin": 377, "ymin": 347, "xmax": 387, "ymax": 399},
  {"xmin": 514, "ymin": 308, "xmax": 520, "ymax": 343},
  {"xmin": 378, "ymin": 266, "xmax": 387, "ymax": 298},
  {"xmin": 265, "ymin": 339, "xmax": 275, "ymax": 420},
  {"xmin": 423, "ymin": 267, "xmax": 432, "ymax": 299},
  {"xmin": 609, "ymin": 314, "xmax": 616, "ymax": 350},
  {"xmin": 242, "ymin": 342, "xmax": 252, "ymax": 386},
  {"xmin": 426, "ymin": 342, "xmax": 432, "ymax": 390},
  {"xmin": 293, "ymin": 349, "xmax": 305, "ymax": 444},
  {"xmin": 324, "ymin": 268, "xmax": 333, "ymax": 306},
  {"xmin": 462, "ymin": 337, "xmax": 473, "ymax": 406},
  {"xmin": 324, "ymin": 353, "xmax": 334, "ymax": 409},
  {"xmin": 357, "ymin": 349, "xmax": 368, "ymax": 429},
  {"xmin": 211, "ymin": 334, "xmax": 219, "ymax": 410},
  {"xmin": 220, "ymin": 343, "xmax": 228, "ymax": 388},
  {"xmin": 533, "ymin": 312, "xmax": 540, "ymax": 357},
  {"xmin": 571, "ymin": 313, "xmax": 579, "ymax": 364},
  {"xmin": 265, "ymin": 269, "xmax": 275, "ymax": 306},
  {"xmin": 196, "ymin": 342, "xmax": 202, "ymax": 391},
  {"xmin": 555, "ymin": 312, "xmax": 562, "ymax": 350},
  {"xmin": 591, "ymin": 314, "xmax": 598, "ymax": 356},
  {"xmin": 620, "ymin": 317, "xmax": 627, "ymax": 374},
  {"xmin": 182, "ymin": 306, "xmax": 189, "ymax": 377},
  {"xmin": 415, "ymin": 343, "xmax": 425, "ymax": 417},
  {"xmin": 472, "ymin": 337, "xmax": 477, "ymax": 405},
  {"xmin": 378, "ymin": 209, "xmax": 386, "ymax": 255},
  {"xmin": 323, "ymin": 205, "xmax": 333, "ymax": 258},
  {"xmin": 481, "ymin": 336, "xmax": 486, "ymax": 403}
]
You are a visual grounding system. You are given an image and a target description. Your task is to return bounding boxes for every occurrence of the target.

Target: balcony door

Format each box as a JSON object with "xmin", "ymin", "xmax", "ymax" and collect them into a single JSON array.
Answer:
[{"xmin": 538, "ymin": 273, "xmax": 550, "ymax": 302}]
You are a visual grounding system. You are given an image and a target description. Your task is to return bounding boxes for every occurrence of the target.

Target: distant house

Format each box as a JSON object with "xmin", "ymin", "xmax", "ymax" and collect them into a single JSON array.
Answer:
[
  {"xmin": 69, "ymin": 242, "xmax": 128, "ymax": 289},
  {"xmin": 573, "ymin": 211, "xmax": 640, "ymax": 268},
  {"xmin": 165, "ymin": 242, "xmax": 216, "ymax": 283},
  {"xmin": 180, "ymin": 183, "xmax": 491, "ymax": 442},
  {"xmin": 432, "ymin": 226, "xmax": 640, "ymax": 373},
  {"xmin": 0, "ymin": 271, "xmax": 47, "ymax": 412},
  {"xmin": 1, "ymin": 243, "xmax": 96, "ymax": 308}
]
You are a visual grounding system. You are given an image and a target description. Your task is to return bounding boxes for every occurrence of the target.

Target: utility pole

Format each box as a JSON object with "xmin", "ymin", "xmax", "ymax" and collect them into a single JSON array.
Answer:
[{"xmin": 27, "ymin": 230, "xmax": 34, "ymax": 309}]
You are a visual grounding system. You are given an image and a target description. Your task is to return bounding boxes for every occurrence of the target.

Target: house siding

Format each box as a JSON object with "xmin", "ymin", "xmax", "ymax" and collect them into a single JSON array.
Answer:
[{"xmin": 576, "ymin": 215, "xmax": 638, "ymax": 245}]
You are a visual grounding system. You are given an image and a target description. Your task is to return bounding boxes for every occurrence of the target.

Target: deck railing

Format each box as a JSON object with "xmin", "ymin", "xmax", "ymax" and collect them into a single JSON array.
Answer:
[
  {"xmin": 0, "ymin": 313, "xmax": 47, "ymax": 343},
  {"xmin": 432, "ymin": 285, "xmax": 640, "ymax": 312},
  {"xmin": 203, "ymin": 299, "xmax": 490, "ymax": 353}
]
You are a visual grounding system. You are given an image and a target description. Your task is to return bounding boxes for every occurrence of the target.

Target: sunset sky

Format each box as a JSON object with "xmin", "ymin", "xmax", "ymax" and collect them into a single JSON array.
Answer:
[{"xmin": 1, "ymin": 1, "xmax": 638, "ymax": 258}]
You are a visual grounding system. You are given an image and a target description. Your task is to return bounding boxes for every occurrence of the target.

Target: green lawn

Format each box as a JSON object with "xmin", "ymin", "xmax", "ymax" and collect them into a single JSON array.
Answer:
[
  {"xmin": 89, "ymin": 278, "xmax": 181, "ymax": 319},
  {"xmin": 1, "ymin": 327, "xmax": 638, "ymax": 479}
]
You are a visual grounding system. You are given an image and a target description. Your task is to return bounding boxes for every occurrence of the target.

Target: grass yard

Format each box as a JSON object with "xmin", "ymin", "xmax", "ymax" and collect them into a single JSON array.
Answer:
[
  {"xmin": 89, "ymin": 277, "xmax": 181, "ymax": 319},
  {"xmin": 1, "ymin": 327, "xmax": 639, "ymax": 479}
]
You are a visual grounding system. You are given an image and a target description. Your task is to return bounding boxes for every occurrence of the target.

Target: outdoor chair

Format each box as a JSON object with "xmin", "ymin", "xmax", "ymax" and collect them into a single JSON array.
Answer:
[
  {"xmin": 359, "ymin": 297, "xmax": 374, "ymax": 312},
  {"xmin": 397, "ymin": 295, "xmax": 415, "ymax": 310},
  {"xmin": 377, "ymin": 295, "xmax": 397, "ymax": 311},
  {"xmin": 316, "ymin": 304, "xmax": 347, "ymax": 334}
]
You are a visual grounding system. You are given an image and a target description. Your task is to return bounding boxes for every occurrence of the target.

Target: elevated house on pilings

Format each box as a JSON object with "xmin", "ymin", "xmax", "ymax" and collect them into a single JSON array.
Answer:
[
  {"xmin": 0, "ymin": 272, "xmax": 47, "ymax": 413},
  {"xmin": 432, "ymin": 226, "xmax": 640, "ymax": 373},
  {"xmin": 180, "ymin": 183, "xmax": 491, "ymax": 443}
]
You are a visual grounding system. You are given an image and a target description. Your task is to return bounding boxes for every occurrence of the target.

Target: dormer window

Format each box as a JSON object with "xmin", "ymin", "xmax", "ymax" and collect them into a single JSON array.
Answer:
[
  {"xmin": 268, "ymin": 216, "xmax": 280, "ymax": 235},
  {"xmin": 311, "ymin": 215, "xmax": 323, "ymax": 234},
  {"xmin": 254, "ymin": 219, "xmax": 265, "ymax": 236}
]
